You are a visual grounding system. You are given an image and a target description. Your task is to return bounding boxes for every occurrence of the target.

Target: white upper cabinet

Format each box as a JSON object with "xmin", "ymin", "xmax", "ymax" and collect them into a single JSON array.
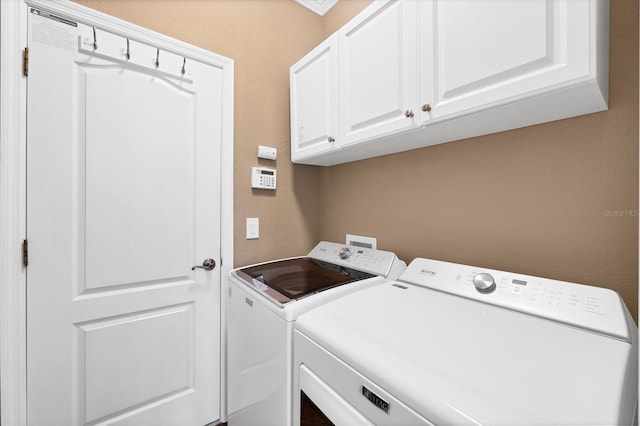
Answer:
[
  {"xmin": 419, "ymin": 0, "xmax": 607, "ymax": 124},
  {"xmin": 290, "ymin": 34, "xmax": 339, "ymax": 161},
  {"xmin": 338, "ymin": 0, "xmax": 418, "ymax": 146},
  {"xmin": 290, "ymin": 0, "xmax": 608, "ymax": 166}
]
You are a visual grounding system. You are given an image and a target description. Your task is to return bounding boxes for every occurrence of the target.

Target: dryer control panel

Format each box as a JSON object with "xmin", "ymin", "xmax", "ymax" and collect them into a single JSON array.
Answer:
[{"xmin": 399, "ymin": 258, "xmax": 634, "ymax": 342}]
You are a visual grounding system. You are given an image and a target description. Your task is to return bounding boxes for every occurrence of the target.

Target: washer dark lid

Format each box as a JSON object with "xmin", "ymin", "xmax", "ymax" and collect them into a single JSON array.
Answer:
[{"xmin": 233, "ymin": 257, "xmax": 375, "ymax": 304}]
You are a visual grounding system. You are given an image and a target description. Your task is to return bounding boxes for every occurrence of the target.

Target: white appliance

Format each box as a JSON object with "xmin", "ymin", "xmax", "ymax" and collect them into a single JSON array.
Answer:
[
  {"xmin": 293, "ymin": 257, "xmax": 638, "ymax": 425},
  {"xmin": 227, "ymin": 241, "xmax": 406, "ymax": 426}
]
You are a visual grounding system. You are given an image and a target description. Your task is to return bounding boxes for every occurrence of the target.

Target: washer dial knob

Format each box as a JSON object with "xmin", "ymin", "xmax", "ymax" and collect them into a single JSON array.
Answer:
[
  {"xmin": 338, "ymin": 247, "xmax": 352, "ymax": 259},
  {"xmin": 473, "ymin": 273, "xmax": 496, "ymax": 294}
]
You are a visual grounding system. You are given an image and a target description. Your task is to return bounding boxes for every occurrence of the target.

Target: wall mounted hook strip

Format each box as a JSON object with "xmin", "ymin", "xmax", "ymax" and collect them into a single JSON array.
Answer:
[{"xmin": 92, "ymin": 26, "xmax": 97, "ymax": 50}]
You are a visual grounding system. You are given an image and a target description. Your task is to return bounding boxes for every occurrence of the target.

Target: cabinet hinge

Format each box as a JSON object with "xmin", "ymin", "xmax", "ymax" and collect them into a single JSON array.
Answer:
[
  {"xmin": 22, "ymin": 239, "xmax": 29, "ymax": 267},
  {"xmin": 23, "ymin": 47, "xmax": 29, "ymax": 77}
]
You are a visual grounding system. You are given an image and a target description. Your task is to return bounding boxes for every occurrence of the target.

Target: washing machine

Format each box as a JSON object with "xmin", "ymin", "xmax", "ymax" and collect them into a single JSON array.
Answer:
[
  {"xmin": 226, "ymin": 241, "xmax": 406, "ymax": 426},
  {"xmin": 293, "ymin": 257, "xmax": 638, "ymax": 425}
]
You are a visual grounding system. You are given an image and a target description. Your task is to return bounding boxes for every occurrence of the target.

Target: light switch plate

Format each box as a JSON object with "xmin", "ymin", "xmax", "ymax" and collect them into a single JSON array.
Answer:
[{"xmin": 246, "ymin": 218, "xmax": 259, "ymax": 239}]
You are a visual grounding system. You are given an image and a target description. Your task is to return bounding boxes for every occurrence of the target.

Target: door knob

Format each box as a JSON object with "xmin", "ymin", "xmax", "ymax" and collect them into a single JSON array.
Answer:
[{"xmin": 192, "ymin": 258, "xmax": 216, "ymax": 271}]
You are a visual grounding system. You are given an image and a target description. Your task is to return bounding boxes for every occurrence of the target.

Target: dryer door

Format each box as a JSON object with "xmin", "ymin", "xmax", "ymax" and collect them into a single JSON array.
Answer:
[
  {"xmin": 299, "ymin": 365, "xmax": 373, "ymax": 426},
  {"xmin": 293, "ymin": 330, "xmax": 434, "ymax": 426}
]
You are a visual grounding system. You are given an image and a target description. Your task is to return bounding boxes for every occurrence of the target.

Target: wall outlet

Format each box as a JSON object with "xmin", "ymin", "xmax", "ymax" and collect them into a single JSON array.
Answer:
[{"xmin": 346, "ymin": 234, "xmax": 377, "ymax": 249}]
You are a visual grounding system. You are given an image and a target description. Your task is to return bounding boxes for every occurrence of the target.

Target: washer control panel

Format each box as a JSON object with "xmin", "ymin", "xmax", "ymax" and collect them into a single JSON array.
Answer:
[
  {"xmin": 308, "ymin": 241, "xmax": 398, "ymax": 278},
  {"xmin": 399, "ymin": 258, "xmax": 633, "ymax": 342}
]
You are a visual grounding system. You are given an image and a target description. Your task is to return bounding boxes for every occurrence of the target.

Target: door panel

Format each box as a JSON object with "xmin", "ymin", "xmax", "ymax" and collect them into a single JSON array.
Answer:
[
  {"xmin": 79, "ymin": 303, "xmax": 194, "ymax": 423},
  {"xmin": 27, "ymin": 9, "xmax": 221, "ymax": 426},
  {"xmin": 83, "ymin": 68, "xmax": 195, "ymax": 291}
]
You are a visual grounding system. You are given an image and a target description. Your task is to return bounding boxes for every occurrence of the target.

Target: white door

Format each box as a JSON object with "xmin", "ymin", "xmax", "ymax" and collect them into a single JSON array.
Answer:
[
  {"xmin": 290, "ymin": 34, "xmax": 339, "ymax": 162},
  {"xmin": 26, "ymin": 8, "xmax": 223, "ymax": 425},
  {"xmin": 419, "ymin": 0, "xmax": 593, "ymax": 123},
  {"xmin": 338, "ymin": 0, "xmax": 418, "ymax": 147}
]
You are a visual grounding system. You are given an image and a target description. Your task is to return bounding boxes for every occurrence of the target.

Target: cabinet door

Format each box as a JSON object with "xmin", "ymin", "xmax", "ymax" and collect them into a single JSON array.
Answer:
[
  {"xmin": 290, "ymin": 35, "xmax": 339, "ymax": 161},
  {"xmin": 338, "ymin": 0, "xmax": 418, "ymax": 147},
  {"xmin": 420, "ymin": 0, "xmax": 599, "ymax": 124}
]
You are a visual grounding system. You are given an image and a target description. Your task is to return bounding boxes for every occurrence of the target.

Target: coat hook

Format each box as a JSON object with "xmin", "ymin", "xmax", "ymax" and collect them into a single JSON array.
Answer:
[
  {"xmin": 126, "ymin": 38, "xmax": 130, "ymax": 60},
  {"xmin": 92, "ymin": 26, "xmax": 97, "ymax": 50},
  {"xmin": 155, "ymin": 48, "xmax": 160, "ymax": 68},
  {"xmin": 181, "ymin": 57, "xmax": 186, "ymax": 75}
]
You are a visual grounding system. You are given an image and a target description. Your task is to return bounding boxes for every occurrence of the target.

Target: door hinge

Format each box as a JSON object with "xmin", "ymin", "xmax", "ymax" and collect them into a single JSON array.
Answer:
[
  {"xmin": 22, "ymin": 239, "xmax": 29, "ymax": 267},
  {"xmin": 23, "ymin": 47, "xmax": 29, "ymax": 77}
]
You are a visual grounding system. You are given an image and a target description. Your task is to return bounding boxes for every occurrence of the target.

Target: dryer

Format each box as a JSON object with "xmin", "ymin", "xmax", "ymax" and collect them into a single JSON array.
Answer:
[
  {"xmin": 293, "ymin": 257, "xmax": 638, "ymax": 425},
  {"xmin": 226, "ymin": 241, "xmax": 406, "ymax": 426}
]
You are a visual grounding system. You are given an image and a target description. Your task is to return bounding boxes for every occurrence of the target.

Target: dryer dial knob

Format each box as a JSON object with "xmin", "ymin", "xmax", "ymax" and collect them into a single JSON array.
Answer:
[
  {"xmin": 338, "ymin": 247, "xmax": 352, "ymax": 259},
  {"xmin": 473, "ymin": 273, "xmax": 496, "ymax": 294}
]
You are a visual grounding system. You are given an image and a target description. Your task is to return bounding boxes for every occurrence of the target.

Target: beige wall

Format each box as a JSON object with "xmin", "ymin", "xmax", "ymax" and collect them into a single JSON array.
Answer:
[
  {"xmin": 75, "ymin": 0, "xmax": 638, "ymax": 321},
  {"xmin": 321, "ymin": 0, "xmax": 639, "ymax": 321},
  {"xmin": 75, "ymin": 0, "xmax": 326, "ymax": 267}
]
